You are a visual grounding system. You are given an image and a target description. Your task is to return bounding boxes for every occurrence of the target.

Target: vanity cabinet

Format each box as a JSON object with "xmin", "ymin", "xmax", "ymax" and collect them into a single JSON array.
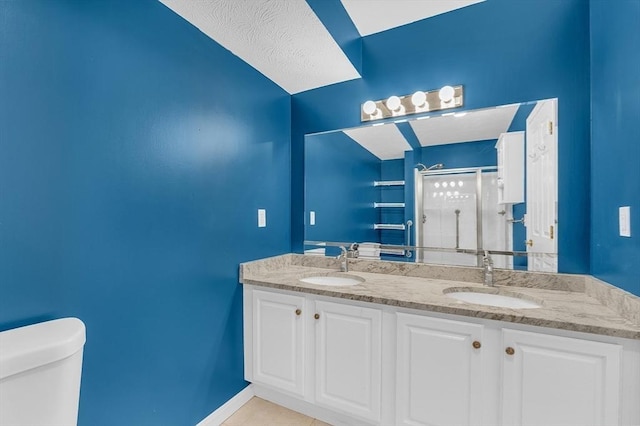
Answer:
[
  {"xmin": 245, "ymin": 287, "xmax": 382, "ymax": 423},
  {"xmin": 244, "ymin": 285, "xmax": 636, "ymax": 426},
  {"xmin": 314, "ymin": 300, "xmax": 382, "ymax": 421},
  {"xmin": 396, "ymin": 313, "xmax": 484, "ymax": 426},
  {"xmin": 501, "ymin": 329, "xmax": 621, "ymax": 426},
  {"xmin": 395, "ymin": 312, "xmax": 624, "ymax": 426},
  {"xmin": 251, "ymin": 289, "xmax": 306, "ymax": 397}
]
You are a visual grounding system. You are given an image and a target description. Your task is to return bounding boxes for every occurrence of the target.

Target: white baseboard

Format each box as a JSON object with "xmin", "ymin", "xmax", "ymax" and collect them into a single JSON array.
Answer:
[{"xmin": 196, "ymin": 384, "xmax": 255, "ymax": 426}]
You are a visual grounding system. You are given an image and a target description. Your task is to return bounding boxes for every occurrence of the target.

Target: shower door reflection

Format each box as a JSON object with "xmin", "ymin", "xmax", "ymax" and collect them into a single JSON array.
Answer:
[{"xmin": 418, "ymin": 168, "xmax": 512, "ymax": 268}]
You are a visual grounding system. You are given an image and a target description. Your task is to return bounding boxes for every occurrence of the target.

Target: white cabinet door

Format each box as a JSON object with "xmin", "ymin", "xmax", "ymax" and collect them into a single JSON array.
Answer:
[
  {"xmin": 502, "ymin": 329, "xmax": 622, "ymax": 426},
  {"xmin": 313, "ymin": 300, "xmax": 382, "ymax": 422},
  {"xmin": 252, "ymin": 289, "xmax": 306, "ymax": 397},
  {"xmin": 396, "ymin": 313, "xmax": 484, "ymax": 426}
]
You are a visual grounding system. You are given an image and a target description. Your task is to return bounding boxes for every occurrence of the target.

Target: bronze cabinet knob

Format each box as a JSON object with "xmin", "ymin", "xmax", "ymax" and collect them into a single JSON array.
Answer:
[
  {"xmin": 506, "ymin": 347, "xmax": 515, "ymax": 355},
  {"xmin": 314, "ymin": 313, "xmax": 320, "ymax": 320},
  {"xmin": 472, "ymin": 341, "xmax": 481, "ymax": 349},
  {"xmin": 295, "ymin": 309, "xmax": 301, "ymax": 316}
]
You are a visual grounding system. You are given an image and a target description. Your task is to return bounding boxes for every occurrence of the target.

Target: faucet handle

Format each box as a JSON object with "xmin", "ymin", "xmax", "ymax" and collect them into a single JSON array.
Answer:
[{"xmin": 348, "ymin": 243, "xmax": 359, "ymax": 258}]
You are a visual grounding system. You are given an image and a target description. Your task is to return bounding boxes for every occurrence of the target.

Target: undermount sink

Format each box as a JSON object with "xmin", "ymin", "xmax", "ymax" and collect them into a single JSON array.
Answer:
[
  {"xmin": 444, "ymin": 287, "xmax": 542, "ymax": 309},
  {"xmin": 299, "ymin": 274, "xmax": 364, "ymax": 287}
]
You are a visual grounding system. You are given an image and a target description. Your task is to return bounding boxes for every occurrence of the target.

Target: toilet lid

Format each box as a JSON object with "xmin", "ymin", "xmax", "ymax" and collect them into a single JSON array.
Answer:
[{"xmin": 0, "ymin": 317, "xmax": 86, "ymax": 380}]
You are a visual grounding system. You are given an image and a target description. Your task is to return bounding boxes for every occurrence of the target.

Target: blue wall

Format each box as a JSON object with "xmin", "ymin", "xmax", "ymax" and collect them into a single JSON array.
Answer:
[
  {"xmin": 590, "ymin": 0, "xmax": 640, "ymax": 295},
  {"xmin": 291, "ymin": 0, "xmax": 591, "ymax": 275},
  {"xmin": 305, "ymin": 131, "xmax": 380, "ymax": 247},
  {"xmin": 0, "ymin": 1, "xmax": 291, "ymax": 424}
]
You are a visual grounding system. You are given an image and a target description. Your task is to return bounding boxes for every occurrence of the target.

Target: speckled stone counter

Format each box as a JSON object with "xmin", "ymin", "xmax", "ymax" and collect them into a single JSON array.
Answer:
[{"xmin": 240, "ymin": 254, "xmax": 640, "ymax": 340}]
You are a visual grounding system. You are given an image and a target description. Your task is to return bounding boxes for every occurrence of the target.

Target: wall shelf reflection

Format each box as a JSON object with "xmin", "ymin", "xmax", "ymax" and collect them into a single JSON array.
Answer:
[
  {"xmin": 374, "ymin": 202, "xmax": 405, "ymax": 208},
  {"xmin": 374, "ymin": 223, "xmax": 406, "ymax": 230},
  {"xmin": 374, "ymin": 180, "xmax": 405, "ymax": 187}
]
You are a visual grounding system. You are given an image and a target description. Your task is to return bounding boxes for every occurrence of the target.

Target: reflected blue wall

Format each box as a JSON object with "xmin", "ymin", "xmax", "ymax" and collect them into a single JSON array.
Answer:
[
  {"xmin": 305, "ymin": 132, "xmax": 380, "ymax": 248},
  {"xmin": 0, "ymin": 1, "xmax": 291, "ymax": 423},
  {"xmin": 292, "ymin": 0, "xmax": 591, "ymax": 274},
  {"xmin": 420, "ymin": 140, "xmax": 497, "ymax": 169},
  {"xmin": 590, "ymin": 0, "xmax": 640, "ymax": 295}
]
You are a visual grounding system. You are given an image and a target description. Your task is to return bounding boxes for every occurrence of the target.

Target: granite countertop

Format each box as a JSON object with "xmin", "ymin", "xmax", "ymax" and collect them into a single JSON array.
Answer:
[{"xmin": 240, "ymin": 254, "xmax": 640, "ymax": 340}]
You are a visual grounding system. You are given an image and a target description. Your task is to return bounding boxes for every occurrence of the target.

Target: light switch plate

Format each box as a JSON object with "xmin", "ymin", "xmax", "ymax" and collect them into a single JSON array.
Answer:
[
  {"xmin": 258, "ymin": 209, "xmax": 266, "ymax": 228},
  {"xmin": 619, "ymin": 206, "xmax": 630, "ymax": 237},
  {"xmin": 310, "ymin": 211, "xmax": 316, "ymax": 226}
]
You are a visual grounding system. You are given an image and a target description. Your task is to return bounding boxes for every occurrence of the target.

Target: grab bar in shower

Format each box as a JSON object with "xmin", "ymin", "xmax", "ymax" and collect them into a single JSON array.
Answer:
[
  {"xmin": 405, "ymin": 220, "xmax": 413, "ymax": 258},
  {"xmin": 454, "ymin": 209, "xmax": 461, "ymax": 249}
]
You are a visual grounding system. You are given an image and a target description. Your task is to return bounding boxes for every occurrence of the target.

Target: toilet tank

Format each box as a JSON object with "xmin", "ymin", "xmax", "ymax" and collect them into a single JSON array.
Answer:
[{"xmin": 0, "ymin": 317, "xmax": 86, "ymax": 426}]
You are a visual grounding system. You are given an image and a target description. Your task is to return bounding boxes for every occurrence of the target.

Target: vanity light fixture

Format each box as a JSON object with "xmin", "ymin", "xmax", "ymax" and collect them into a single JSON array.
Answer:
[
  {"xmin": 411, "ymin": 91, "xmax": 428, "ymax": 108},
  {"xmin": 361, "ymin": 85, "xmax": 464, "ymax": 122},
  {"xmin": 386, "ymin": 95, "xmax": 402, "ymax": 112},
  {"xmin": 439, "ymin": 85, "xmax": 455, "ymax": 103},
  {"xmin": 362, "ymin": 100, "xmax": 379, "ymax": 116}
]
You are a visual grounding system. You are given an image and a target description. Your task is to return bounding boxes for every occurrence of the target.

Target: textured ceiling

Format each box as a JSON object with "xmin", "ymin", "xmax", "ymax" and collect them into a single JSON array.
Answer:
[
  {"xmin": 159, "ymin": 0, "xmax": 361, "ymax": 94},
  {"xmin": 340, "ymin": 0, "xmax": 485, "ymax": 36},
  {"xmin": 343, "ymin": 124, "xmax": 412, "ymax": 160},
  {"xmin": 410, "ymin": 105, "xmax": 520, "ymax": 147}
]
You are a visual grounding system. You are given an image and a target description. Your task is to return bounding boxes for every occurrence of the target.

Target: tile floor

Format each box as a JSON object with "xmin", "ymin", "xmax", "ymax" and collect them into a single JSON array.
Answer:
[{"xmin": 222, "ymin": 397, "xmax": 332, "ymax": 426}]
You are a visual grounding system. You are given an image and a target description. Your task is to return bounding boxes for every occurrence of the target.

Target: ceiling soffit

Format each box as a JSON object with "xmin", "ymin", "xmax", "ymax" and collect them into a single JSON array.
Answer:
[
  {"xmin": 160, "ymin": 0, "xmax": 361, "ymax": 94},
  {"xmin": 344, "ymin": 124, "xmax": 412, "ymax": 160},
  {"xmin": 410, "ymin": 105, "xmax": 520, "ymax": 147},
  {"xmin": 340, "ymin": 0, "xmax": 485, "ymax": 36}
]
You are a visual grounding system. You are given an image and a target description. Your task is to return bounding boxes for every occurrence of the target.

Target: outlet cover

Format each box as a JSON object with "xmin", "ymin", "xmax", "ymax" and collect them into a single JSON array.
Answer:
[{"xmin": 619, "ymin": 206, "xmax": 630, "ymax": 237}]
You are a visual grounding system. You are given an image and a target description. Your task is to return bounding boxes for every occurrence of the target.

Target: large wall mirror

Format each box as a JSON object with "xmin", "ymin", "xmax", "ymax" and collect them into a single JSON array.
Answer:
[{"xmin": 304, "ymin": 99, "xmax": 559, "ymax": 272}]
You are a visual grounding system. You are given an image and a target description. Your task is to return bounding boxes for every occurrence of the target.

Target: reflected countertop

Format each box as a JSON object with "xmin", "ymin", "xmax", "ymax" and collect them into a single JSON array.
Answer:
[{"xmin": 240, "ymin": 254, "xmax": 640, "ymax": 340}]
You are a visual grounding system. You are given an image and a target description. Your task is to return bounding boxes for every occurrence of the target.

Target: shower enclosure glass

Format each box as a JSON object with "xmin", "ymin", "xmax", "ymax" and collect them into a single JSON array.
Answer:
[{"xmin": 415, "ymin": 168, "xmax": 512, "ymax": 268}]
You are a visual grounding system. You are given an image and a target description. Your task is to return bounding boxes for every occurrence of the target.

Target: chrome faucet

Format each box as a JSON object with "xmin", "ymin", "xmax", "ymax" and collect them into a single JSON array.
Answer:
[
  {"xmin": 483, "ymin": 250, "xmax": 494, "ymax": 287},
  {"xmin": 337, "ymin": 243, "xmax": 359, "ymax": 272}
]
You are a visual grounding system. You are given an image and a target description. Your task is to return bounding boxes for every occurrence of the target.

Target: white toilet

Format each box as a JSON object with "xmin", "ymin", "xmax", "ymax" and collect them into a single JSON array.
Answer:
[{"xmin": 0, "ymin": 317, "xmax": 86, "ymax": 426}]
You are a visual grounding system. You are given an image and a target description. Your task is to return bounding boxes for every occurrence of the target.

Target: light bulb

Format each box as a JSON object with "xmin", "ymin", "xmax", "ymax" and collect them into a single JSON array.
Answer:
[
  {"xmin": 439, "ymin": 85, "xmax": 455, "ymax": 103},
  {"xmin": 386, "ymin": 95, "xmax": 401, "ymax": 111},
  {"xmin": 411, "ymin": 91, "xmax": 427, "ymax": 107},
  {"xmin": 362, "ymin": 100, "xmax": 377, "ymax": 115}
]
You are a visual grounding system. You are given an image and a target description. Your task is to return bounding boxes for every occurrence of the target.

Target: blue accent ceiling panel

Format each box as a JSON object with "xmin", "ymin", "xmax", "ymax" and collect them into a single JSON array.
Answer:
[
  {"xmin": 292, "ymin": 0, "xmax": 591, "ymax": 274},
  {"xmin": 306, "ymin": 0, "xmax": 362, "ymax": 74},
  {"xmin": 590, "ymin": 0, "xmax": 640, "ymax": 295},
  {"xmin": 0, "ymin": 0, "xmax": 291, "ymax": 424}
]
